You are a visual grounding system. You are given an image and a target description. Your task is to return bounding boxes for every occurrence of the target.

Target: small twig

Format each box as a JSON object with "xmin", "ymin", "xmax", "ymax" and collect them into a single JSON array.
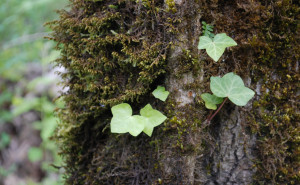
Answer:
[
  {"xmin": 206, "ymin": 111, "xmax": 213, "ymax": 120},
  {"xmin": 207, "ymin": 97, "xmax": 228, "ymax": 122}
]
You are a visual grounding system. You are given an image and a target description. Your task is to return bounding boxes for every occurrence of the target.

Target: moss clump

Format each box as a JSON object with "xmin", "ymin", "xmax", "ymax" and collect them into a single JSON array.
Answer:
[
  {"xmin": 165, "ymin": 0, "xmax": 177, "ymax": 13},
  {"xmin": 48, "ymin": 0, "xmax": 299, "ymax": 184},
  {"xmin": 47, "ymin": 0, "xmax": 172, "ymax": 140},
  {"xmin": 46, "ymin": 0, "xmax": 183, "ymax": 184},
  {"xmin": 246, "ymin": 1, "xmax": 299, "ymax": 184},
  {"xmin": 197, "ymin": 0, "xmax": 299, "ymax": 183}
]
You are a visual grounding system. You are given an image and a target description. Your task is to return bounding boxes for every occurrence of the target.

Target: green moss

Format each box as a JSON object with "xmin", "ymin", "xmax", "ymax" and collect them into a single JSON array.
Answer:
[
  {"xmin": 48, "ymin": 1, "xmax": 170, "ymax": 131},
  {"xmin": 163, "ymin": 95, "xmax": 206, "ymax": 153},
  {"xmin": 199, "ymin": 0, "xmax": 299, "ymax": 183},
  {"xmin": 165, "ymin": 0, "xmax": 177, "ymax": 13},
  {"xmin": 48, "ymin": 0, "xmax": 299, "ymax": 184},
  {"xmin": 46, "ymin": 0, "xmax": 188, "ymax": 183},
  {"xmin": 246, "ymin": 1, "xmax": 299, "ymax": 183}
]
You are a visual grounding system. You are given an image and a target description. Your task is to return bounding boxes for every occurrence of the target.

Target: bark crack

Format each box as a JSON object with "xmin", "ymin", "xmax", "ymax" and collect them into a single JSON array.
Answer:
[{"xmin": 203, "ymin": 107, "xmax": 256, "ymax": 185}]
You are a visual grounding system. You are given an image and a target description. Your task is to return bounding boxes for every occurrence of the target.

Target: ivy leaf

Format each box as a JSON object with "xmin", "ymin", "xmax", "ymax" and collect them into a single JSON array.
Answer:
[
  {"xmin": 110, "ymin": 103, "xmax": 167, "ymax": 137},
  {"xmin": 127, "ymin": 115, "xmax": 146, "ymax": 136},
  {"xmin": 110, "ymin": 103, "xmax": 145, "ymax": 136},
  {"xmin": 140, "ymin": 104, "xmax": 167, "ymax": 137},
  {"xmin": 152, "ymin": 86, "xmax": 169, "ymax": 101},
  {"xmin": 210, "ymin": 72, "xmax": 255, "ymax": 106},
  {"xmin": 198, "ymin": 33, "xmax": 237, "ymax": 62},
  {"xmin": 201, "ymin": 93, "xmax": 223, "ymax": 110}
]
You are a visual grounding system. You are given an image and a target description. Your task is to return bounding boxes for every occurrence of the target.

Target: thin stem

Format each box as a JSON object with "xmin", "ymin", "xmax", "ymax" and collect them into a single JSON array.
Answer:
[
  {"xmin": 207, "ymin": 97, "xmax": 228, "ymax": 122},
  {"xmin": 206, "ymin": 111, "xmax": 213, "ymax": 120}
]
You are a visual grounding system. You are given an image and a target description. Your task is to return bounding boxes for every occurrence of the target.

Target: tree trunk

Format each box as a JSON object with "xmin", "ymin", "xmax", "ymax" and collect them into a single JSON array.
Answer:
[{"xmin": 48, "ymin": 0, "xmax": 299, "ymax": 184}]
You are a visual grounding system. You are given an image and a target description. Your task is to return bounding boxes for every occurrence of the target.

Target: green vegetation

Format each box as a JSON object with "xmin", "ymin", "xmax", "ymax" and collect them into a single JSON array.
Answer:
[
  {"xmin": 198, "ymin": 33, "xmax": 237, "ymax": 62},
  {"xmin": 201, "ymin": 21, "xmax": 214, "ymax": 38},
  {"xmin": 199, "ymin": 30, "xmax": 254, "ymax": 120},
  {"xmin": 0, "ymin": 0, "xmax": 68, "ymax": 184},
  {"xmin": 110, "ymin": 86, "xmax": 169, "ymax": 137},
  {"xmin": 110, "ymin": 103, "xmax": 167, "ymax": 137},
  {"xmin": 47, "ymin": 0, "xmax": 299, "ymax": 184},
  {"xmin": 210, "ymin": 72, "xmax": 255, "ymax": 106},
  {"xmin": 28, "ymin": 147, "xmax": 43, "ymax": 162},
  {"xmin": 202, "ymin": 72, "xmax": 255, "ymax": 121},
  {"xmin": 200, "ymin": 93, "xmax": 223, "ymax": 110},
  {"xmin": 0, "ymin": 0, "xmax": 65, "ymax": 79},
  {"xmin": 198, "ymin": 22, "xmax": 237, "ymax": 62},
  {"xmin": 152, "ymin": 85, "xmax": 170, "ymax": 101},
  {"xmin": 46, "ymin": 1, "xmax": 176, "ymax": 181},
  {"xmin": 0, "ymin": 132, "xmax": 10, "ymax": 149}
]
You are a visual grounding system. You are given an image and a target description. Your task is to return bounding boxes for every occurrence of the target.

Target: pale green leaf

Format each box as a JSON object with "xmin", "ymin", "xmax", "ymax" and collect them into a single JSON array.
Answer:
[
  {"xmin": 110, "ymin": 103, "xmax": 145, "ymax": 136},
  {"xmin": 140, "ymin": 104, "xmax": 167, "ymax": 136},
  {"xmin": 110, "ymin": 103, "xmax": 132, "ymax": 133},
  {"xmin": 127, "ymin": 115, "xmax": 146, "ymax": 136},
  {"xmin": 110, "ymin": 103, "xmax": 167, "ymax": 137},
  {"xmin": 228, "ymin": 87, "xmax": 256, "ymax": 106},
  {"xmin": 198, "ymin": 33, "xmax": 237, "ymax": 62},
  {"xmin": 201, "ymin": 93, "xmax": 223, "ymax": 110},
  {"xmin": 198, "ymin": 36, "xmax": 212, "ymax": 49},
  {"xmin": 152, "ymin": 86, "xmax": 169, "ymax": 101},
  {"xmin": 111, "ymin": 103, "xmax": 132, "ymax": 118},
  {"xmin": 210, "ymin": 72, "xmax": 255, "ymax": 106},
  {"xmin": 213, "ymin": 33, "xmax": 237, "ymax": 48},
  {"xmin": 210, "ymin": 72, "xmax": 244, "ymax": 97}
]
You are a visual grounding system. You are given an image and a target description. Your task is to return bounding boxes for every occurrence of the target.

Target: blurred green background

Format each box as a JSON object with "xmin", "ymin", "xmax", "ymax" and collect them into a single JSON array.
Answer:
[{"xmin": 0, "ymin": 0, "xmax": 68, "ymax": 184}]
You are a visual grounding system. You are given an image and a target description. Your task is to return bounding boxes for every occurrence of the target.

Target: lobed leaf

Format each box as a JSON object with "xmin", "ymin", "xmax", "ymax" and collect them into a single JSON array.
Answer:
[
  {"xmin": 198, "ymin": 33, "xmax": 237, "ymax": 62},
  {"xmin": 140, "ymin": 104, "xmax": 167, "ymax": 136},
  {"xmin": 127, "ymin": 115, "xmax": 146, "ymax": 136},
  {"xmin": 110, "ymin": 103, "xmax": 167, "ymax": 137},
  {"xmin": 152, "ymin": 86, "xmax": 169, "ymax": 101},
  {"xmin": 110, "ymin": 103, "xmax": 145, "ymax": 136},
  {"xmin": 210, "ymin": 72, "xmax": 255, "ymax": 106},
  {"xmin": 201, "ymin": 93, "xmax": 223, "ymax": 110}
]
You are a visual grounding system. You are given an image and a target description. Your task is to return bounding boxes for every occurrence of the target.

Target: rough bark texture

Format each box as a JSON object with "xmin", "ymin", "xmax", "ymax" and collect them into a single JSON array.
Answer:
[
  {"xmin": 165, "ymin": 2, "xmax": 257, "ymax": 183},
  {"xmin": 206, "ymin": 107, "xmax": 256, "ymax": 185},
  {"xmin": 47, "ymin": 0, "xmax": 299, "ymax": 184}
]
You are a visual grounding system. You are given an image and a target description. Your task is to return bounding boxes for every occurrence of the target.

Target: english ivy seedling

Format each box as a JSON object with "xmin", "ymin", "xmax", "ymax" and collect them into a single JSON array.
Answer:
[
  {"xmin": 110, "ymin": 86, "xmax": 169, "ymax": 137},
  {"xmin": 198, "ymin": 33, "xmax": 237, "ymax": 62},
  {"xmin": 202, "ymin": 72, "xmax": 255, "ymax": 121},
  {"xmin": 210, "ymin": 72, "xmax": 255, "ymax": 106},
  {"xmin": 110, "ymin": 103, "xmax": 145, "ymax": 136},
  {"xmin": 152, "ymin": 85, "xmax": 169, "ymax": 101},
  {"xmin": 110, "ymin": 103, "xmax": 167, "ymax": 137}
]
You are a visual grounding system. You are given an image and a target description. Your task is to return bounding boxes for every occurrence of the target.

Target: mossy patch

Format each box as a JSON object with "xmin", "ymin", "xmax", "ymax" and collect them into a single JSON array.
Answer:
[
  {"xmin": 48, "ymin": 0, "xmax": 299, "ymax": 184},
  {"xmin": 47, "ymin": 0, "xmax": 183, "ymax": 183}
]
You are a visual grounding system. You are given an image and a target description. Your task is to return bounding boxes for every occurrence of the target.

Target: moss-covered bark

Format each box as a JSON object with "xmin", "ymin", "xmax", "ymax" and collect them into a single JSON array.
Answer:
[{"xmin": 47, "ymin": 0, "xmax": 299, "ymax": 184}]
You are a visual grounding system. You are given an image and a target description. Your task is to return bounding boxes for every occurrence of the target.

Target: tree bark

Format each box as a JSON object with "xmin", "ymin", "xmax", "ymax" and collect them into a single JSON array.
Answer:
[
  {"xmin": 48, "ymin": 0, "xmax": 299, "ymax": 184},
  {"xmin": 164, "ymin": 2, "xmax": 256, "ymax": 184}
]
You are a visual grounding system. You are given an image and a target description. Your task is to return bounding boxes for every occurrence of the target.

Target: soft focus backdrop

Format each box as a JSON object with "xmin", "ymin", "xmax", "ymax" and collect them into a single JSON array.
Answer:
[{"xmin": 0, "ymin": 0, "xmax": 68, "ymax": 184}]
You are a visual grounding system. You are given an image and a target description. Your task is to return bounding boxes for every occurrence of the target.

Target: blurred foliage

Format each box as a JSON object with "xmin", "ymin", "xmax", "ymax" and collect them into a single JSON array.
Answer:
[
  {"xmin": 0, "ymin": 0, "xmax": 68, "ymax": 184},
  {"xmin": 0, "ymin": 132, "xmax": 10, "ymax": 149},
  {"xmin": 28, "ymin": 147, "xmax": 43, "ymax": 162},
  {"xmin": 0, "ymin": 0, "xmax": 67, "ymax": 80}
]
